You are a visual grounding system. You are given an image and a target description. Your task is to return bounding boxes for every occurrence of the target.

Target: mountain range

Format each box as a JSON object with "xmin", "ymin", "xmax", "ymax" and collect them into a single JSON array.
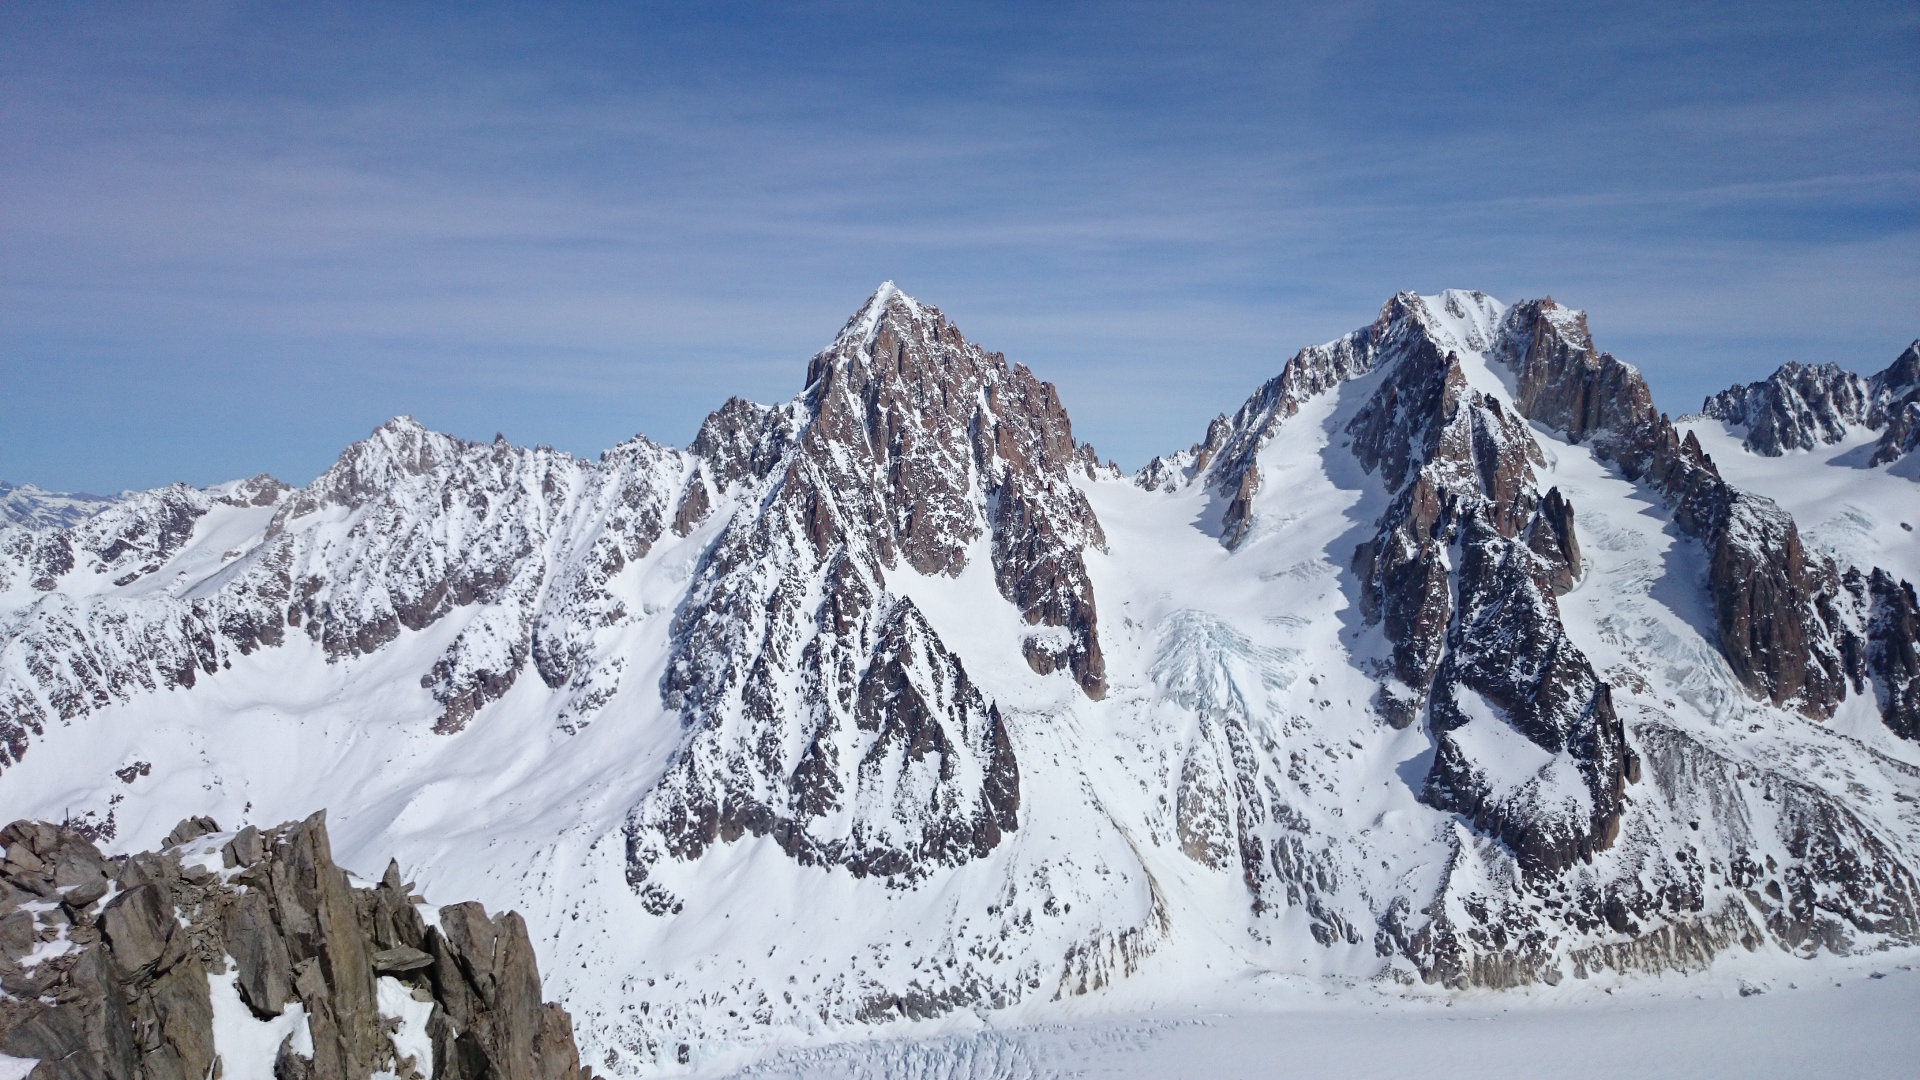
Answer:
[{"xmin": 2, "ymin": 284, "xmax": 1917, "ymax": 1075}]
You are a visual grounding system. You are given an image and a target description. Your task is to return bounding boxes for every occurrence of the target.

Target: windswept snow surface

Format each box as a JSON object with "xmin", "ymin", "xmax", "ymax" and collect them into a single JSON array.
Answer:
[
  {"xmin": 2, "ymin": 287, "xmax": 1917, "ymax": 1075},
  {"xmin": 711, "ymin": 964, "xmax": 1920, "ymax": 1080}
]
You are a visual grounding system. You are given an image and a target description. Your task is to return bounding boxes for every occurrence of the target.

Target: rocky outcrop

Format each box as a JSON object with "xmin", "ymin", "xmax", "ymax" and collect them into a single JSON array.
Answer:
[
  {"xmin": 1335, "ymin": 299, "xmax": 1624, "ymax": 872},
  {"xmin": 1399, "ymin": 717, "xmax": 1920, "ymax": 989},
  {"xmin": 1870, "ymin": 400, "xmax": 1920, "ymax": 467},
  {"xmin": 0, "ymin": 812, "xmax": 595, "ymax": 1080},
  {"xmin": 1852, "ymin": 568, "xmax": 1920, "ymax": 740}
]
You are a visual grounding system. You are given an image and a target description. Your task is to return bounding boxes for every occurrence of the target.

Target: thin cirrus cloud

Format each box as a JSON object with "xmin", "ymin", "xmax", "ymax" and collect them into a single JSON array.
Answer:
[{"xmin": 2, "ymin": 1, "xmax": 1915, "ymax": 493}]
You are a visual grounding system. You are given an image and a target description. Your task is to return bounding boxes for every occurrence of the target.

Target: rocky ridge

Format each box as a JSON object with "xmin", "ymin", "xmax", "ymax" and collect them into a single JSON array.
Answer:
[
  {"xmin": 0, "ymin": 811, "xmax": 594, "ymax": 1079},
  {"xmin": 0, "ymin": 421, "xmax": 692, "ymax": 765},
  {"xmin": 1167, "ymin": 293, "xmax": 1916, "ymax": 726},
  {"xmin": 1701, "ymin": 341, "xmax": 1920, "ymax": 469}
]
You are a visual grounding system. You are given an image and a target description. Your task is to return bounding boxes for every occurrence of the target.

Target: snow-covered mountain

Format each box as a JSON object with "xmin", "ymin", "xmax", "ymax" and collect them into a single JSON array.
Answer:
[
  {"xmin": 1697, "ymin": 341, "xmax": 1920, "ymax": 468},
  {"xmin": 0, "ymin": 481, "xmax": 116, "ymax": 532},
  {"xmin": 2, "ymin": 285, "xmax": 1918, "ymax": 1074}
]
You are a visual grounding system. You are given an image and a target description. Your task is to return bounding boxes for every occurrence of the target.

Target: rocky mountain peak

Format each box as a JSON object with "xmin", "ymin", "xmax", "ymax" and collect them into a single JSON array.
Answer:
[
  {"xmin": 792, "ymin": 284, "xmax": 1107, "ymax": 688},
  {"xmin": 1480, "ymin": 300, "xmax": 1901, "ymax": 723},
  {"xmin": 624, "ymin": 285, "xmax": 1114, "ymax": 909},
  {"xmin": 1148, "ymin": 288, "xmax": 1517, "ymax": 547},
  {"xmin": 819, "ymin": 280, "xmax": 920, "ymax": 357},
  {"xmin": 1697, "ymin": 339, "xmax": 1920, "ymax": 466},
  {"xmin": 1880, "ymin": 340, "xmax": 1920, "ymax": 397},
  {"xmin": 1700, "ymin": 363, "xmax": 1876, "ymax": 456},
  {"xmin": 1376, "ymin": 289, "xmax": 1508, "ymax": 357},
  {"xmin": 277, "ymin": 416, "xmax": 480, "ymax": 522}
]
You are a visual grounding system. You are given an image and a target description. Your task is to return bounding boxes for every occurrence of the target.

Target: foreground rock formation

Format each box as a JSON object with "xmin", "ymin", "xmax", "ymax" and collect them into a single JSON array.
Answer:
[{"xmin": 0, "ymin": 812, "xmax": 595, "ymax": 1080}]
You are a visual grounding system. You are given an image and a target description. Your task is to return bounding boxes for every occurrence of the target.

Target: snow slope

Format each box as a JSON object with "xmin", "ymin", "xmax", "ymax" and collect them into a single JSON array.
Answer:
[{"xmin": 1677, "ymin": 423, "xmax": 1920, "ymax": 588}]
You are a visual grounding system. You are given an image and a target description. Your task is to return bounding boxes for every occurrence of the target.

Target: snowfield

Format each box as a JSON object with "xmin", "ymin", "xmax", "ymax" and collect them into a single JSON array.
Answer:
[{"xmin": 713, "ymin": 963, "xmax": 1920, "ymax": 1079}]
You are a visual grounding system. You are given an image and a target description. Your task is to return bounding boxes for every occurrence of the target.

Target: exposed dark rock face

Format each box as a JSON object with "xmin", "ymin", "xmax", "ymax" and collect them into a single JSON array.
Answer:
[
  {"xmin": 634, "ymin": 595, "xmax": 1018, "ymax": 894},
  {"xmin": 1528, "ymin": 487, "xmax": 1581, "ymax": 595},
  {"xmin": 627, "ymin": 285, "xmax": 1100, "ymax": 902},
  {"xmin": 1870, "ymin": 397, "xmax": 1920, "ymax": 467},
  {"xmin": 1420, "ymin": 508, "xmax": 1628, "ymax": 873},
  {"xmin": 688, "ymin": 398, "xmax": 803, "ymax": 492},
  {"xmin": 0, "ymin": 813, "xmax": 595, "ymax": 1080},
  {"xmin": 1403, "ymin": 720, "xmax": 1920, "ymax": 989},
  {"xmin": 1150, "ymin": 293, "xmax": 1627, "ymax": 874},
  {"xmin": 1154, "ymin": 293, "xmax": 1630, "ymax": 879},
  {"xmin": 1332, "ymin": 298, "xmax": 1624, "ymax": 872},
  {"xmin": 1853, "ymin": 568, "xmax": 1920, "ymax": 740},
  {"xmin": 787, "ymin": 285, "xmax": 1106, "ymax": 696},
  {"xmin": 1491, "ymin": 299, "xmax": 1862, "ymax": 719},
  {"xmin": 1867, "ymin": 342, "xmax": 1920, "ymax": 469},
  {"xmin": 1701, "ymin": 341, "xmax": 1920, "ymax": 468}
]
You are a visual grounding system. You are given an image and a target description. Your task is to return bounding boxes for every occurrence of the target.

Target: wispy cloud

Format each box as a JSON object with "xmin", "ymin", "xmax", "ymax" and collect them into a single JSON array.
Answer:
[{"xmin": 2, "ymin": 1, "xmax": 1915, "ymax": 488}]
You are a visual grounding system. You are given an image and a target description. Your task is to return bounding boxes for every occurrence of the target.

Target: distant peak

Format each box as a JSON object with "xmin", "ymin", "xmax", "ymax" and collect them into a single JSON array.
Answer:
[{"xmin": 375, "ymin": 414, "xmax": 428, "ymax": 435}]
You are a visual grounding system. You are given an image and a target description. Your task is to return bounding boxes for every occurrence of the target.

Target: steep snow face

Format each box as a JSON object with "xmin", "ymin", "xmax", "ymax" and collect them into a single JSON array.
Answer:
[{"xmin": 0, "ymin": 286, "xmax": 1917, "ymax": 1076}]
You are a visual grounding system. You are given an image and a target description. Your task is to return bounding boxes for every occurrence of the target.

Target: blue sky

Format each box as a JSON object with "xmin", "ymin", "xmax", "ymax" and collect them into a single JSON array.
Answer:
[{"xmin": 3, "ymin": 1, "xmax": 1916, "ymax": 492}]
